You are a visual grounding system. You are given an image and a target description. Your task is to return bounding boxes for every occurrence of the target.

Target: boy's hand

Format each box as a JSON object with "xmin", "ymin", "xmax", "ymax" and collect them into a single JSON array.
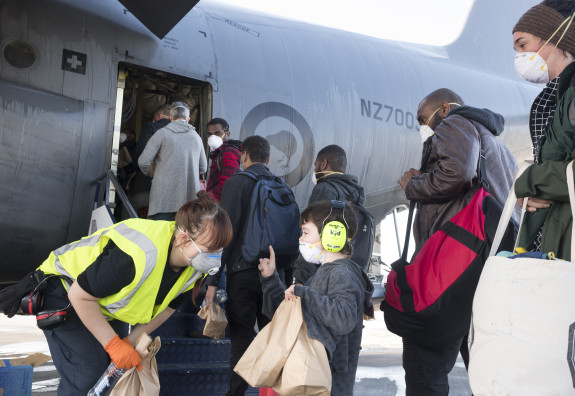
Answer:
[
  {"xmin": 284, "ymin": 285, "xmax": 296, "ymax": 301},
  {"xmin": 258, "ymin": 245, "xmax": 276, "ymax": 277}
]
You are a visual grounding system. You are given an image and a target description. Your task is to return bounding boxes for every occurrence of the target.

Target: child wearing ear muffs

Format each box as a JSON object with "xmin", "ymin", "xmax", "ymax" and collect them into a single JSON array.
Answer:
[{"xmin": 258, "ymin": 200, "xmax": 374, "ymax": 395}]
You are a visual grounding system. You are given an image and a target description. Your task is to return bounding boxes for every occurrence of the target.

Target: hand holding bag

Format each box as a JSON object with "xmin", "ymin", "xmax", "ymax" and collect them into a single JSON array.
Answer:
[
  {"xmin": 272, "ymin": 317, "xmax": 331, "ymax": 396},
  {"xmin": 110, "ymin": 333, "xmax": 161, "ymax": 396},
  {"xmin": 234, "ymin": 298, "xmax": 303, "ymax": 387},
  {"xmin": 469, "ymin": 160, "xmax": 575, "ymax": 396},
  {"xmin": 198, "ymin": 303, "xmax": 228, "ymax": 340}
]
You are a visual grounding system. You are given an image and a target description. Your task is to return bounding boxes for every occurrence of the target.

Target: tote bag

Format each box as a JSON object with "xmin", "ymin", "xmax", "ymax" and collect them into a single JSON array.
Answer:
[{"xmin": 469, "ymin": 160, "xmax": 575, "ymax": 396}]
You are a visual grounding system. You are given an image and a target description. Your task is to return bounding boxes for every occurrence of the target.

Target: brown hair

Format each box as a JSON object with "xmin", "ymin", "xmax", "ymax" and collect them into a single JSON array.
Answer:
[
  {"xmin": 300, "ymin": 200, "xmax": 358, "ymax": 258},
  {"xmin": 174, "ymin": 191, "xmax": 233, "ymax": 252}
]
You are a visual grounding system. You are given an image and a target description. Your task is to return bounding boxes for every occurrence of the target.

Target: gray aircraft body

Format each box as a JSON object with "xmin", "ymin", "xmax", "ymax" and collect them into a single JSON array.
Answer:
[{"xmin": 0, "ymin": 0, "xmax": 539, "ymax": 282}]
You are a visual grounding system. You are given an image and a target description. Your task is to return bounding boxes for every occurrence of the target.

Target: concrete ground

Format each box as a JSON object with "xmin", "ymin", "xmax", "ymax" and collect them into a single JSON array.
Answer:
[{"xmin": 0, "ymin": 302, "xmax": 472, "ymax": 395}]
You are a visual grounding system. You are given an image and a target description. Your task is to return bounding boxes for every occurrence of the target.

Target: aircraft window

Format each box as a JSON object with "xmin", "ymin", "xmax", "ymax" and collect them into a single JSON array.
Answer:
[{"xmin": 3, "ymin": 40, "xmax": 36, "ymax": 69}]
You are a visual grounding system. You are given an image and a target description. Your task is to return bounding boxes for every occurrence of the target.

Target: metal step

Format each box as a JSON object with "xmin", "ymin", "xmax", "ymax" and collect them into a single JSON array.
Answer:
[
  {"xmin": 158, "ymin": 362, "xmax": 258, "ymax": 396},
  {"xmin": 156, "ymin": 337, "xmax": 231, "ymax": 364}
]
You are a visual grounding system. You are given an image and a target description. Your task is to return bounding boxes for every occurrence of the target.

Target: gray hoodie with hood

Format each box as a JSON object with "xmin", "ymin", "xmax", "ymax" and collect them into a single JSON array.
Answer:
[
  {"xmin": 138, "ymin": 120, "xmax": 207, "ymax": 216},
  {"xmin": 261, "ymin": 258, "xmax": 373, "ymax": 396}
]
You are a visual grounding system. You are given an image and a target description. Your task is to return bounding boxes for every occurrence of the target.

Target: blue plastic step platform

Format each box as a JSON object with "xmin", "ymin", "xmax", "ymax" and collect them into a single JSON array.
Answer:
[
  {"xmin": 158, "ymin": 363, "xmax": 258, "ymax": 396},
  {"xmin": 0, "ymin": 359, "xmax": 33, "ymax": 396}
]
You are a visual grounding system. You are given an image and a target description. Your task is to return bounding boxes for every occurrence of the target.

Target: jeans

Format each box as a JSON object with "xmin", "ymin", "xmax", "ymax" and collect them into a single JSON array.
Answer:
[{"xmin": 402, "ymin": 334, "xmax": 470, "ymax": 396}]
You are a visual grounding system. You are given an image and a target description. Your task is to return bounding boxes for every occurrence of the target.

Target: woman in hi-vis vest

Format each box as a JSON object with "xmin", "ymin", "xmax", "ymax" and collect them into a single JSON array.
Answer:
[{"xmin": 37, "ymin": 191, "xmax": 232, "ymax": 395}]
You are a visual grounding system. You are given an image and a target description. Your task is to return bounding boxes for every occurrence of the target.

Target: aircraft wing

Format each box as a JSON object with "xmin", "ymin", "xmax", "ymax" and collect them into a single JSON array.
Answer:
[{"xmin": 117, "ymin": 0, "xmax": 200, "ymax": 39}]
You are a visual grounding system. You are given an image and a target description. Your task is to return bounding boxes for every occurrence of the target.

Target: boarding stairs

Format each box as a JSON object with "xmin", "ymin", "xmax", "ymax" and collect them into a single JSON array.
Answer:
[{"xmin": 93, "ymin": 171, "xmax": 258, "ymax": 396}]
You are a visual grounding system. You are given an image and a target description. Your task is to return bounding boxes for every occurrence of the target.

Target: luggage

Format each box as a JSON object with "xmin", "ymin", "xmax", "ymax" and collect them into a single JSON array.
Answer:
[
  {"xmin": 381, "ymin": 187, "xmax": 514, "ymax": 345},
  {"xmin": 469, "ymin": 160, "xmax": 575, "ymax": 396},
  {"xmin": 381, "ymin": 150, "xmax": 516, "ymax": 346},
  {"xmin": 240, "ymin": 170, "xmax": 301, "ymax": 262}
]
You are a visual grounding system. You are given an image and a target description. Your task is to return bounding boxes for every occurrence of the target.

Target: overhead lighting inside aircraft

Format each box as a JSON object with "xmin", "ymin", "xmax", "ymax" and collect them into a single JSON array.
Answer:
[{"xmin": 3, "ymin": 40, "xmax": 36, "ymax": 69}]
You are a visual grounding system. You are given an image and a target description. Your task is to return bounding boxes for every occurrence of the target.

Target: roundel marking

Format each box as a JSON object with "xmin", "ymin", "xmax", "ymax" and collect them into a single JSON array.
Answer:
[{"xmin": 240, "ymin": 102, "xmax": 315, "ymax": 187}]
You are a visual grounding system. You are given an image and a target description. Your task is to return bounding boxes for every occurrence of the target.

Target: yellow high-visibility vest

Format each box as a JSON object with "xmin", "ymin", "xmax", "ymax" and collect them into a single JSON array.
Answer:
[{"xmin": 38, "ymin": 218, "xmax": 201, "ymax": 325}]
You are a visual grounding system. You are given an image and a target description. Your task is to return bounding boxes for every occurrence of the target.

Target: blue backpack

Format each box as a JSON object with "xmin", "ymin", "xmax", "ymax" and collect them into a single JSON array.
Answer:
[{"xmin": 240, "ymin": 170, "xmax": 301, "ymax": 262}]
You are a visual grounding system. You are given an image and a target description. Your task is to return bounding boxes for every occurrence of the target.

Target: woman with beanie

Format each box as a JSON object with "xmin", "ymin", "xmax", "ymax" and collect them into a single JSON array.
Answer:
[{"xmin": 512, "ymin": 0, "xmax": 575, "ymax": 259}]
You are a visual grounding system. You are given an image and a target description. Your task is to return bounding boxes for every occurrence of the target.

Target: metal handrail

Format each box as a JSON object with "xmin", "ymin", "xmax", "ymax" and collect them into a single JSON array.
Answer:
[{"xmin": 94, "ymin": 170, "xmax": 138, "ymax": 219}]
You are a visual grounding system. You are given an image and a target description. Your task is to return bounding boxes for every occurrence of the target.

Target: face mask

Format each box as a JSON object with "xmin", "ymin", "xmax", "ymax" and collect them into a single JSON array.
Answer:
[
  {"xmin": 299, "ymin": 241, "xmax": 325, "ymax": 264},
  {"xmin": 208, "ymin": 134, "xmax": 223, "ymax": 151},
  {"xmin": 313, "ymin": 171, "xmax": 343, "ymax": 184},
  {"xmin": 419, "ymin": 102, "xmax": 461, "ymax": 143},
  {"xmin": 514, "ymin": 52, "xmax": 550, "ymax": 84},
  {"xmin": 120, "ymin": 132, "xmax": 127, "ymax": 144},
  {"xmin": 419, "ymin": 125, "xmax": 434, "ymax": 143},
  {"xmin": 177, "ymin": 226, "xmax": 221, "ymax": 275}
]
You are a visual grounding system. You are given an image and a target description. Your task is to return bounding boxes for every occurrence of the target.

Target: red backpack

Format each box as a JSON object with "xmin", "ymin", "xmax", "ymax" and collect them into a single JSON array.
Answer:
[{"xmin": 381, "ymin": 186, "xmax": 516, "ymax": 347}]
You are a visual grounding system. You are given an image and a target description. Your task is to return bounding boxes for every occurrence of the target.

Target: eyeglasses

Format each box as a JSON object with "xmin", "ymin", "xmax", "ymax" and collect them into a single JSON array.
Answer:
[
  {"xmin": 178, "ymin": 226, "xmax": 203, "ymax": 254},
  {"xmin": 177, "ymin": 226, "xmax": 223, "ymax": 254}
]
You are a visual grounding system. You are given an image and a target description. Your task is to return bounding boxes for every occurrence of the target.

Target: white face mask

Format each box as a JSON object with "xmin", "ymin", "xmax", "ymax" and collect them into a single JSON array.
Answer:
[
  {"xmin": 120, "ymin": 132, "xmax": 127, "ymax": 144},
  {"xmin": 299, "ymin": 241, "xmax": 325, "ymax": 265},
  {"xmin": 208, "ymin": 134, "xmax": 224, "ymax": 151},
  {"xmin": 419, "ymin": 125, "xmax": 434, "ymax": 143},
  {"xmin": 515, "ymin": 52, "xmax": 550, "ymax": 84}
]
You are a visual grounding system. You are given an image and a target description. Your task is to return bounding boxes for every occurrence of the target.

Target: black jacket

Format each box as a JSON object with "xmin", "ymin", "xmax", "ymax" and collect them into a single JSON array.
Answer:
[
  {"xmin": 308, "ymin": 173, "xmax": 365, "ymax": 206},
  {"xmin": 206, "ymin": 163, "xmax": 292, "ymax": 286}
]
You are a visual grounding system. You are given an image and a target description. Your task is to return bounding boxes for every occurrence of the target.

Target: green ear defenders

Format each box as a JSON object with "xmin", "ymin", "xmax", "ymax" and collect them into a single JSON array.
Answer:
[{"xmin": 320, "ymin": 200, "xmax": 349, "ymax": 252}]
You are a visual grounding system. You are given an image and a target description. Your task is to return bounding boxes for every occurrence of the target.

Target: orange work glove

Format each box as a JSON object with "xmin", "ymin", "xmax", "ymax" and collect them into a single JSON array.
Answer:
[{"xmin": 104, "ymin": 334, "xmax": 142, "ymax": 371}]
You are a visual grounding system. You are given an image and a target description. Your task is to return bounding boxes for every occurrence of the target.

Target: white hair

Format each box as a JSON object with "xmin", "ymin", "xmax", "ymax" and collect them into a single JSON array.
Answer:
[{"xmin": 170, "ymin": 102, "xmax": 190, "ymax": 120}]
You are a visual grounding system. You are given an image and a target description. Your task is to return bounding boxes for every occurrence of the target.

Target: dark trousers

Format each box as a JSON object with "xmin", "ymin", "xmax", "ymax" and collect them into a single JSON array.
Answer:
[
  {"xmin": 402, "ymin": 334, "xmax": 470, "ymax": 396},
  {"xmin": 225, "ymin": 268, "xmax": 271, "ymax": 396},
  {"xmin": 41, "ymin": 279, "xmax": 129, "ymax": 395}
]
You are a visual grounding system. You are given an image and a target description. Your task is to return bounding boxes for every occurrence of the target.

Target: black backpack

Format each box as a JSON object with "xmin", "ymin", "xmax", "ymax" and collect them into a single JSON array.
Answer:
[
  {"xmin": 324, "ymin": 179, "xmax": 375, "ymax": 271},
  {"xmin": 239, "ymin": 170, "xmax": 301, "ymax": 262}
]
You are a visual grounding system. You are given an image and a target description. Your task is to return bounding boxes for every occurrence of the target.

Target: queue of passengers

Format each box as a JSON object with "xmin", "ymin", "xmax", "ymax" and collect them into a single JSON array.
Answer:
[{"xmin": 1, "ymin": 1, "xmax": 575, "ymax": 395}]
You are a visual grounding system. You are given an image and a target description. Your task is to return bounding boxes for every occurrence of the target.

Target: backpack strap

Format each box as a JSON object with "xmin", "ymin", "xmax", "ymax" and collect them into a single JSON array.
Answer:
[{"xmin": 238, "ymin": 169, "xmax": 259, "ymax": 181}]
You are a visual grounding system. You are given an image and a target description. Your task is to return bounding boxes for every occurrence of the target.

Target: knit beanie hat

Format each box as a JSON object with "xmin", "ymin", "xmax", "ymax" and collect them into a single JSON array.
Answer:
[{"xmin": 513, "ymin": 4, "xmax": 575, "ymax": 56}]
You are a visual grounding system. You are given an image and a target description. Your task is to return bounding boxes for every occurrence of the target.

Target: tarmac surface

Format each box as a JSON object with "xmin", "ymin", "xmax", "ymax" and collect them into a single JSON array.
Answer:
[{"xmin": 0, "ymin": 300, "xmax": 472, "ymax": 395}]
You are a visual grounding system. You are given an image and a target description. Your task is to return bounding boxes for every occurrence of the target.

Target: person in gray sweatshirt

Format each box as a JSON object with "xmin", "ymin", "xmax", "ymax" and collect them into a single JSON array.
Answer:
[
  {"xmin": 258, "ymin": 200, "xmax": 373, "ymax": 395},
  {"xmin": 138, "ymin": 102, "xmax": 207, "ymax": 220}
]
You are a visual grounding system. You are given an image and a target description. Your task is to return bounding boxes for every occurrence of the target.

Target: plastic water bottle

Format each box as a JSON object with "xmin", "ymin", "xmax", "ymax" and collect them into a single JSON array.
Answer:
[
  {"xmin": 87, "ymin": 362, "xmax": 125, "ymax": 396},
  {"xmin": 214, "ymin": 288, "xmax": 228, "ymax": 304}
]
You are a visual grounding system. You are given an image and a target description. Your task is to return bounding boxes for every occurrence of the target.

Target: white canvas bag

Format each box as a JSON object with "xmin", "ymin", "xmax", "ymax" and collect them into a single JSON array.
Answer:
[{"xmin": 469, "ymin": 161, "xmax": 575, "ymax": 396}]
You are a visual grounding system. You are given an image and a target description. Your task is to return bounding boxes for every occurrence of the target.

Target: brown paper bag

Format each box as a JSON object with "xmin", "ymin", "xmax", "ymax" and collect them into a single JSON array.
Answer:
[
  {"xmin": 198, "ymin": 303, "xmax": 228, "ymax": 340},
  {"xmin": 234, "ymin": 298, "xmax": 303, "ymax": 387},
  {"xmin": 110, "ymin": 333, "xmax": 161, "ymax": 396},
  {"xmin": 272, "ymin": 320, "xmax": 331, "ymax": 396}
]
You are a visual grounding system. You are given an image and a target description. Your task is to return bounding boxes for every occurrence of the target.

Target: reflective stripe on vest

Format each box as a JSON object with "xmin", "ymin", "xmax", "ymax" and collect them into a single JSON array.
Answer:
[
  {"xmin": 37, "ymin": 219, "xmax": 200, "ymax": 324},
  {"xmin": 50, "ymin": 223, "xmax": 158, "ymax": 314}
]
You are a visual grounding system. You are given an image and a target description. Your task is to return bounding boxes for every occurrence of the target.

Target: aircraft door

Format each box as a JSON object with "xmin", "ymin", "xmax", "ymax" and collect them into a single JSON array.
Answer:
[{"xmin": 0, "ymin": 79, "xmax": 84, "ymax": 282}]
